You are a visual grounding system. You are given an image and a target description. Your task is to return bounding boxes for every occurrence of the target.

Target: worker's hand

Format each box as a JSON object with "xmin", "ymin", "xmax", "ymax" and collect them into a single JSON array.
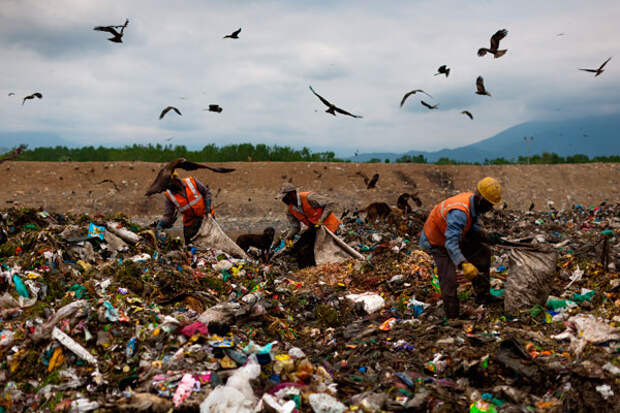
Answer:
[
  {"xmin": 285, "ymin": 239, "xmax": 294, "ymax": 249},
  {"xmin": 487, "ymin": 232, "xmax": 502, "ymax": 245},
  {"xmin": 461, "ymin": 262, "xmax": 479, "ymax": 281},
  {"xmin": 314, "ymin": 223, "xmax": 321, "ymax": 228},
  {"xmin": 156, "ymin": 221, "xmax": 165, "ymax": 231}
]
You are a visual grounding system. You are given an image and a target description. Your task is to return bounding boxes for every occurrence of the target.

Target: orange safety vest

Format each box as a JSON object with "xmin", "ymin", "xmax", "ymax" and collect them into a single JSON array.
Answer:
[
  {"xmin": 423, "ymin": 192, "xmax": 474, "ymax": 246},
  {"xmin": 288, "ymin": 191, "xmax": 341, "ymax": 233},
  {"xmin": 165, "ymin": 177, "xmax": 207, "ymax": 226}
]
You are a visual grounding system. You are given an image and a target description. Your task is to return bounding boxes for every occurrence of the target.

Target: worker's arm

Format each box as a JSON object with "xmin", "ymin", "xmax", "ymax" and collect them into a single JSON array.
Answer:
[
  {"xmin": 157, "ymin": 197, "xmax": 178, "ymax": 229},
  {"xmin": 285, "ymin": 210, "xmax": 301, "ymax": 240},
  {"xmin": 194, "ymin": 178, "xmax": 213, "ymax": 214},
  {"xmin": 307, "ymin": 192, "xmax": 336, "ymax": 224},
  {"xmin": 443, "ymin": 209, "xmax": 468, "ymax": 266}
]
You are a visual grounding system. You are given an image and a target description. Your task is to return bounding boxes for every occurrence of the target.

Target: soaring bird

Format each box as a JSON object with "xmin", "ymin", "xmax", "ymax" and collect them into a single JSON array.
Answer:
[
  {"xmin": 145, "ymin": 158, "xmax": 235, "ymax": 196},
  {"xmin": 421, "ymin": 100, "xmax": 439, "ymax": 110},
  {"xmin": 475, "ymin": 76, "xmax": 491, "ymax": 96},
  {"xmin": 223, "ymin": 28, "xmax": 241, "ymax": 39},
  {"xmin": 0, "ymin": 145, "xmax": 26, "ymax": 164},
  {"xmin": 434, "ymin": 65, "xmax": 450, "ymax": 77},
  {"xmin": 478, "ymin": 29, "xmax": 508, "ymax": 58},
  {"xmin": 8, "ymin": 93, "xmax": 15, "ymax": 96},
  {"xmin": 22, "ymin": 92, "xmax": 42, "ymax": 105},
  {"xmin": 159, "ymin": 106, "xmax": 182, "ymax": 119},
  {"xmin": 461, "ymin": 110, "xmax": 474, "ymax": 120},
  {"xmin": 309, "ymin": 85, "xmax": 362, "ymax": 118},
  {"xmin": 579, "ymin": 57, "xmax": 612, "ymax": 77},
  {"xmin": 356, "ymin": 172, "xmax": 379, "ymax": 189},
  {"xmin": 93, "ymin": 19, "xmax": 129, "ymax": 43},
  {"xmin": 204, "ymin": 104, "xmax": 223, "ymax": 113},
  {"xmin": 400, "ymin": 89, "xmax": 433, "ymax": 107}
]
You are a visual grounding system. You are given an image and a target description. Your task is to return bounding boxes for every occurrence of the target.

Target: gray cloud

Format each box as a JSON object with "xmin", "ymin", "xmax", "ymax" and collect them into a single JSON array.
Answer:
[{"xmin": 1, "ymin": 0, "xmax": 619, "ymax": 154}]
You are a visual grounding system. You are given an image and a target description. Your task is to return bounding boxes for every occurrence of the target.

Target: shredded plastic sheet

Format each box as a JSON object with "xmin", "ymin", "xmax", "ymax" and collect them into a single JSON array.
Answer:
[
  {"xmin": 52, "ymin": 327, "xmax": 98, "ymax": 365},
  {"xmin": 192, "ymin": 215, "xmax": 248, "ymax": 259},
  {"xmin": 504, "ymin": 249, "xmax": 557, "ymax": 314}
]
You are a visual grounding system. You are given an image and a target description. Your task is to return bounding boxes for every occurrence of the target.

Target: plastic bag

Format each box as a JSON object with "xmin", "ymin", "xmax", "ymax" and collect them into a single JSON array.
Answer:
[
  {"xmin": 308, "ymin": 393, "xmax": 347, "ymax": 413},
  {"xmin": 192, "ymin": 215, "xmax": 248, "ymax": 259},
  {"xmin": 106, "ymin": 221, "xmax": 140, "ymax": 244},
  {"xmin": 200, "ymin": 355, "xmax": 261, "ymax": 413},
  {"xmin": 314, "ymin": 226, "xmax": 364, "ymax": 265},
  {"xmin": 345, "ymin": 293, "xmax": 385, "ymax": 314},
  {"xmin": 504, "ymin": 249, "xmax": 557, "ymax": 314}
]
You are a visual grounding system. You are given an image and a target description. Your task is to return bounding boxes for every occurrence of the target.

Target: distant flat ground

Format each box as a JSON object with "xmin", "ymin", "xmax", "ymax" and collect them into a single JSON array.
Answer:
[{"xmin": 2, "ymin": 161, "xmax": 618, "ymax": 235}]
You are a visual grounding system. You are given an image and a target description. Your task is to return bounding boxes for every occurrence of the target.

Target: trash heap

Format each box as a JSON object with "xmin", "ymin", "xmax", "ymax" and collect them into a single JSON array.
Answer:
[{"xmin": 0, "ymin": 204, "xmax": 618, "ymax": 412}]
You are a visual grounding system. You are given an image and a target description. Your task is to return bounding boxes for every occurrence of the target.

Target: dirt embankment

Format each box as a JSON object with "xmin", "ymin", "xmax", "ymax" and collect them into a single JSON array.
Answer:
[{"xmin": 3, "ymin": 161, "xmax": 619, "ymax": 233}]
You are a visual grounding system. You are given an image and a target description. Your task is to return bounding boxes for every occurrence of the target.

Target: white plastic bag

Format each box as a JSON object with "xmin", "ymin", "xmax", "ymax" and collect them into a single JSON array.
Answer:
[
  {"xmin": 192, "ymin": 215, "xmax": 248, "ymax": 259},
  {"xmin": 200, "ymin": 356, "xmax": 261, "ymax": 413}
]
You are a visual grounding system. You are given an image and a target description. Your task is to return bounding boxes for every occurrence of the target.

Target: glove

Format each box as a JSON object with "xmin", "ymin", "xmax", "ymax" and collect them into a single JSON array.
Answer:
[
  {"xmin": 461, "ymin": 262, "xmax": 479, "ymax": 281},
  {"xmin": 487, "ymin": 232, "xmax": 501, "ymax": 244},
  {"xmin": 285, "ymin": 239, "xmax": 294, "ymax": 249},
  {"xmin": 156, "ymin": 221, "xmax": 165, "ymax": 231}
]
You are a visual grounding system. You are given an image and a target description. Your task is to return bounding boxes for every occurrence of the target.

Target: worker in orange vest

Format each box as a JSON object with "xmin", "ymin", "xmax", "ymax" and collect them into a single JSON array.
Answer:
[
  {"xmin": 419, "ymin": 177, "xmax": 503, "ymax": 319},
  {"xmin": 156, "ymin": 172, "xmax": 214, "ymax": 244},
  {"xmin": 277, "ymin": 182, "xmax": 341, "ymax": 267}
]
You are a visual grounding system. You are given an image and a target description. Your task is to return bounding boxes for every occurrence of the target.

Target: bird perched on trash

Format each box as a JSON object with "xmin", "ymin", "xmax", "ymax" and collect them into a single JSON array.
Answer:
[
  {"xmin": 461, "ymin": 110, "xmax": 474, "ymax": 120},
  {"xmin": 434, "ymin": 65, "xmax": 450, "ymax": 77},
  {"xmin": 421, "ymin": 100, "xmax": 439, "ymax": 110},
  {"xmin": 475, "ymin": 76, "xmax": 491, "ymax": 96},
  {"xmin": 159, "ymin": 106, "xmax": 182, "ymax": 119},
  {"xmin": 223, "ymin": 28, "xmax": 241, "ymax": 39},
  {"xmin": 22, "ymin": 92, "xmax": 42, "ymax": 105},
  {"xmin": 204, "ymin": 104, "xmax": 223, "ymax": 113},
  {"xmin": 400, "ymin": 89, "xmax": 433, "ymax": 107},
  {"xmin": 529, "ymin": 202, "xmax": 535, "ymax": 211},
  {"xmin": 309, "ymin": 85, "xmax": 362, "ymax": 118},
  {"xmin": 93, "ymin": 19, "xmax": 129, "ymax": 43},
  {"xmin": 478, "ymin": 29, "xmax": 508, "ymax": 58},
  {"xmin": 579, "ymin": 57, "xmax": 612, "ymax": 77},
  {"xmin": 145, "ymin": 158, "xmax": 235, "ymax": 196}
]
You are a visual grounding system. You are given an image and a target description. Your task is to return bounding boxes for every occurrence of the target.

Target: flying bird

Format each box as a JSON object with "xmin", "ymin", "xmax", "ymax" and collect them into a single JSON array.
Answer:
[
  {"xmin": 475, "ymin": 76, "xmax": 491, "ymax": 96},
  {"xmin": 0, "ymin": 145, "xmax": 26, "ymax": 164},
  {"xmin": 309, "ymin": 85, "xmax": 362, "ymax": 118},
  {"xmin": 159, "ymin": 106, "xmax": 182, "ymax": 119},
  {"xmin": 578, "ymin": 57, "xmax": 612, "ymax": 77},
  {"xmin": 204, "ymin": 104, "xmax": 223, "ymax": 113},
  {"xmin": 461, "ymin": 110, "xmax": 473, "ymax": 120},
  {"xmin": 22, "ymin": 92, "xmax": 42, "ymax": 105},
  {"xmin": 434, "ymin": 65, "xmax": 450, "ymax": 77},
  {"xmin": 8, "ymin": 93, "xmax": 15, "ymax": 96},
  {"xmin": 421, "ymin": 100, "xmax": 438, "ymax": 110},
  {"xmin": 556, "ymin": 33, "xmax": 566, "ymax": 37},
  {"xmin": 93, "ymin": 19, "xmax": 129, "ymax": 43},
  {"xmin": 145, "ymin": 158, "xmax": 235, "ymax": 196},
  {"xmin": 478, "ymin": 29, "xmax": 508, "ymax": 58},
  {"xmin": 400, "ymin": 89, "xmax": 433, "ymax": 107},
  {"xmin": 356, "ymin": 172, "xmax": 379, "ymax": 189},
  {"xmin": 223, "ymin": 28, "xmax": 241, "ymax": 39}
]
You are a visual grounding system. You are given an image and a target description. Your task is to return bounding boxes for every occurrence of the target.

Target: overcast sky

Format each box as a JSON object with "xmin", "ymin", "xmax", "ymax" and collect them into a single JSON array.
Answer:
[{"xmin": 1, "ymin": 0, "xmax": 618, "ymax": 155}]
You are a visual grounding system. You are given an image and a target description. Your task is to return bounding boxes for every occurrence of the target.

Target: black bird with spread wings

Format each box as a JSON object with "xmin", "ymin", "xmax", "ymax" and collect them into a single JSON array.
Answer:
[
  {"xmin": 421, "ymin": 100, "xmax": 438, "ymax": 110},
  {"xmin": 309, "ymin": 85, "xmax": 362, "ymax": 118},
  {"xmin": 475, "ymin": 76, "xmax": 491, "ymax": 96},
  {"xmin": 93, "ymin": 19, "xmax": 129, "ymax": 43},
  {"xmin": 461, "ymin": 110, "xmax": 473, "ymax": 120},
  {"xmin": 8, "ymin": 93, "xmax": 15, "ymax": 96},
  {"xmin": 356, "ymin": 172, "xmax": 379, "ymax": 189},
  {"xmin": 434, "ymin": 65, "xmax": 450, "ymax": 77},
  {"xmin": 478, "ymin": 29, "xmax": 508, "ymax": 58},
  {"xmin": 22, "ymin": 92, "xmax": 42, "ymax": 105},
  {"xmin": 145, "ymin": 158, "xmax": 235, "ymax": 196},
  {"xmin": 159, "ymin": 106, "xmax": 182, "ymax": 119},
  {"xmin": 223, "ymin": 28, "xmax": 241, "ymax": 39},
  {"xmin": 579, "ymin": 57, "xmax": 612, "ymax": 77},
  {"xmin": 0, "ymin": 145, "xmax": 27, "ymax": 165},
  {"xmin": 400, "ymin": 89, "xmax": 433, "ymax": 107}
]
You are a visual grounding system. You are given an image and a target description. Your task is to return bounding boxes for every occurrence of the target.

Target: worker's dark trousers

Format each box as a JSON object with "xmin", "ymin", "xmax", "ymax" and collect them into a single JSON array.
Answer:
[
  {"xmin": 183, "ymin": 217, "xmax": 204, "ymax": 245},
  {"xmin": 431, "ymin": 235, "xmax": 491, "ymax": 319}
]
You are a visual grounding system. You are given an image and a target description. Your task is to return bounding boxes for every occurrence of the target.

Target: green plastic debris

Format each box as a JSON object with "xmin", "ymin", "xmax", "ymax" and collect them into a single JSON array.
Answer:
[
  {"xmin": 68, "ymin": 284, "xmax": 87, "ymax": 299},
  {"xmin": 571, "ymin": 290, "xmax": 595, "ymax": 303},
  {"xmin": 490, "ymin": 288, "xmax": 504, "ymax": 298}
]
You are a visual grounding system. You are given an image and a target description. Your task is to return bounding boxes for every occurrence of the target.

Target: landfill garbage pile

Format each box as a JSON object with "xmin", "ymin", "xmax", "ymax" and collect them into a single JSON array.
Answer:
[{"xmin": 0, "ymin": 203, "xmax": 618, "ymax": 412}]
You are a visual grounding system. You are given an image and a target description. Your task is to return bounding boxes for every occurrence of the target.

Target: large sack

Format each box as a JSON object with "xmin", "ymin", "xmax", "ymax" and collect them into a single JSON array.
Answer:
[
  {"xmin": 191, "ymin": 216, "xmax": 248, "ymax": 259},
  {"xmin": 504, "ymin": 248, "xmax": 557, "ymax": 314},
  {"xmin": 314, "ymin": 226, "xmax": 364, "ymax": 265}
]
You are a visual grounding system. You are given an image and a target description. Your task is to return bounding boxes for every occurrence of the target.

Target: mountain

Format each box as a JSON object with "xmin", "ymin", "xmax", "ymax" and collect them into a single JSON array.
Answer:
[
  {"xmin": 0, "ymin": 131, "xmax": 76, "ymax": 150},
  {"xmin": 349, "ymin": 114, "xmax": 620, "ymax": 163}
]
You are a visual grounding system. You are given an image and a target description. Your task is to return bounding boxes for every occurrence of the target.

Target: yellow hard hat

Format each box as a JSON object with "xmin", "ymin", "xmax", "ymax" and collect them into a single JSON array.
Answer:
[{"xmin": 477, "ymin": 177, "xmax": 501, "ymax": 205}]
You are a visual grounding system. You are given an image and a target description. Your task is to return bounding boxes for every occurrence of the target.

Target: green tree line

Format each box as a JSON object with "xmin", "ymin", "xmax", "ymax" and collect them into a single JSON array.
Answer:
[{"xmin": 4, "ymin": 144, "xmax": 619, "ymax": 164}]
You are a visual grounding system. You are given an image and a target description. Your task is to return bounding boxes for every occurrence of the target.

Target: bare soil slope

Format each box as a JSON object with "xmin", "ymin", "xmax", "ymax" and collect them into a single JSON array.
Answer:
[{"xmin": 3, "ymin": 162, "xmax": 618, "ymax": 231}]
